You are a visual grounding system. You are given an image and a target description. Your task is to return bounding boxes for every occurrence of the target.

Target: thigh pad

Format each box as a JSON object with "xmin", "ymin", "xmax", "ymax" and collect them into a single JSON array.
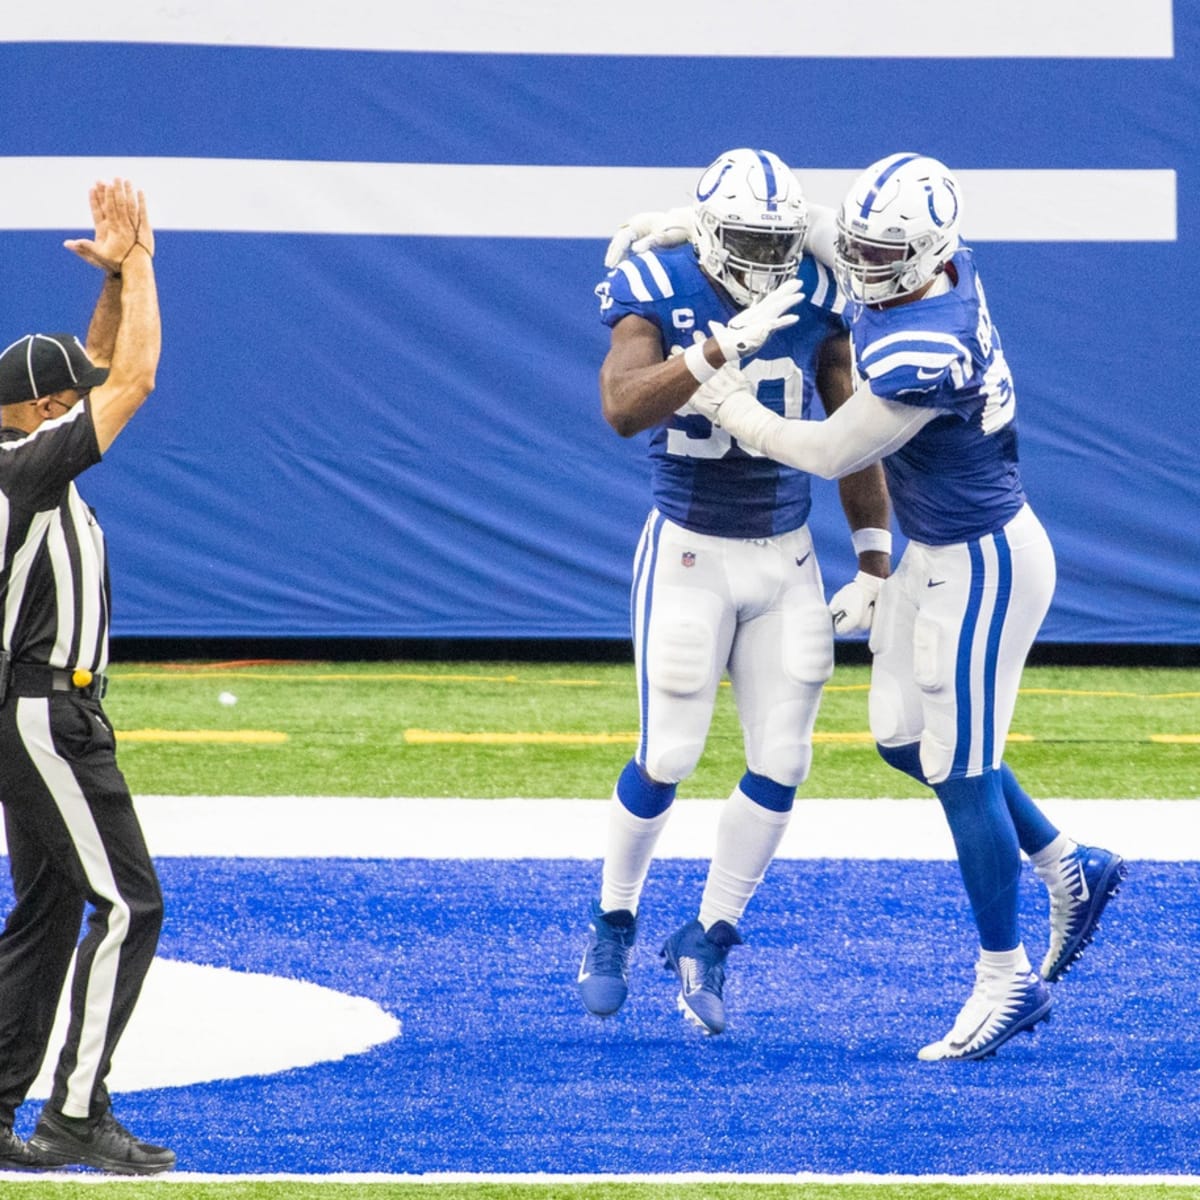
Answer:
[
  {"xmin": 644, "ymin": 585, "xmax": 724, "ymax": 698},
  {"xmin": 780, "ymin": 587, "xmax": 834, "ymax": 685}
]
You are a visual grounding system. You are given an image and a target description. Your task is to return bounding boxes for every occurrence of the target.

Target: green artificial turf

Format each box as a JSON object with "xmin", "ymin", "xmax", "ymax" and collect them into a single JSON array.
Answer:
[{"xmin": 100, "ymin": 660, "xmax": 1199, "ymax": 800}]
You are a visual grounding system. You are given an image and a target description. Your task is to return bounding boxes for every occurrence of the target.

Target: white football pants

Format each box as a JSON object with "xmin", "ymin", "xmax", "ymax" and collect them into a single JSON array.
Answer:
[
  {"xmin": 630, "ymin": 510, "xmax": 834, "ymax": 787},
  {"xmin": 868, "ymin": 504, "xmax": 1056, "ymax": 784}
]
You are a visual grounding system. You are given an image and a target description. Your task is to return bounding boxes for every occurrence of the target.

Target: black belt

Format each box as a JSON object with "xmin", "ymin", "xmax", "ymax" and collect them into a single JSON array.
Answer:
[{"xmin": 9, "ymin": 663, "xmax": 108, "ymax": 700}]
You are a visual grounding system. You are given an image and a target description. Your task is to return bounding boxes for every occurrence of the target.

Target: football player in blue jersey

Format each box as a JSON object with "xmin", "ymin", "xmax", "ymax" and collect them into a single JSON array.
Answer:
[
  {"xmin": 683, "ymin": 152, "xmax": 1125, "ymax": 1059},
  {"xmin": 577, "ymin": 148, "xmax": 893, "ymax": 1035}
]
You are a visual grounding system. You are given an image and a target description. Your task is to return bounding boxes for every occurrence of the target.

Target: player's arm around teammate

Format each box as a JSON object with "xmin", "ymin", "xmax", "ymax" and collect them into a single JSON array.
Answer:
[{"xmin": 691, "ymin": 153, "xmax": 1125, "ymax": 1063}]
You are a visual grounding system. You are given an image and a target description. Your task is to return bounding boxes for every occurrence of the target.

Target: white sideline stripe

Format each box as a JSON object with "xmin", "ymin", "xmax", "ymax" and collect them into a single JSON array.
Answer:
[
  {"xmin": 1, "ymin": 1, "xmax": 1174, "ymax": 57},
  {"xmin": 0, "ymin": 159, "xmax": 1177, "ymax": 242},
  {"xmin": 0, "ymin": 796, "xmax": 1189, "ymax": 861}
]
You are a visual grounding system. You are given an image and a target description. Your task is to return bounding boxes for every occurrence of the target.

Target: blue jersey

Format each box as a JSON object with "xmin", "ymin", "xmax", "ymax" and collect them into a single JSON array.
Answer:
[
  {"xmin": 597, "ymin": 245, "xmax": 848, "ymax": 538},
  {"xmin": 850, "ymin": 249, "xmax": 1025, "ymax": 545}
]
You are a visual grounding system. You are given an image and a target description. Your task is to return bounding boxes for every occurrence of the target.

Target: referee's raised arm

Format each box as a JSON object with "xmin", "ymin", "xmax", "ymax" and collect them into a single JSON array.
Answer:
[{"xmin": 63, "ymin": 178, "xmax": 160, "ymax": 453}]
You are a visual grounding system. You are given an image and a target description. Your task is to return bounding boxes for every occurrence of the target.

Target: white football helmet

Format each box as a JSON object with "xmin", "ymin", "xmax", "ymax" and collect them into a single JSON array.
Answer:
[
  {"xmin": 834, "ymin": 152, "xmax": 962, "ymax": 305},
  {"xmin": 692, "ymin": 148, "xmax": 808, "ymax": 307}
]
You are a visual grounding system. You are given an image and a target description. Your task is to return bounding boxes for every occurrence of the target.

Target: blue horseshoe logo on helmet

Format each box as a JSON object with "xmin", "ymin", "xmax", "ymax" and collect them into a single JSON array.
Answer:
[
  {"xmin": 696, "ymin": 161, "xmax": 735, "ymax": 201},
  {"xmin": 924, "ymin": 178, "xmax": 959, "ymax": 227}
]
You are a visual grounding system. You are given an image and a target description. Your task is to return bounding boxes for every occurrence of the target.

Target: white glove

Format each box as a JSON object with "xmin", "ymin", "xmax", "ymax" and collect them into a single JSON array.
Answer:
[
  {"xmin": 803, "ymin": 202, "xmax": 838, "ymax": 267},
  {"xmin": 688, "ymin": 365, "xmax": 767, "ymax": 430},
  {"xmin": 710, "ymin": 278, "xmax": 805, "ymax": 363},
  {"xmin": 829, "ymin": 571, "xmax": 885, "ymax": 635},
  {"xmin": 604, "ymin": 207, "xmax": 697, "ymax": 269}
]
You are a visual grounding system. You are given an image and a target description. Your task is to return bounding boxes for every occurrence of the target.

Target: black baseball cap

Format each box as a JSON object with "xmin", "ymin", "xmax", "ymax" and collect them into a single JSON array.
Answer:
[{"xmin": 0, "ymin": 333, "xmax": 110, "ymax": 406}]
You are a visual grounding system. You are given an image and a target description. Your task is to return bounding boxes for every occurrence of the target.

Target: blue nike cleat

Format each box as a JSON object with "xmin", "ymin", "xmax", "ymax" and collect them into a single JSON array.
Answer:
[
  {"xmin": 918, "ymin": 964, "xmax": 1053, "ymax": 1061},
  {"xmin": 660, "ymin": 918, "xmax": 742, "ymax": 1035},
  {"xmin": 577, "ymin": 901, "xmax": 637, "ymax": 1017},
  {"xmin": 1039, "ymin": 845, "xmax": 1127, "ymax": 983}
]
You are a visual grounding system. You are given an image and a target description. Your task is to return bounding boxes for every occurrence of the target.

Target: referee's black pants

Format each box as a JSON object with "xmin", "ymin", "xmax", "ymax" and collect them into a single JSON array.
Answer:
[{"xmin": 0, "ymin": 691, "xmax": 162, "ymax": 1127}]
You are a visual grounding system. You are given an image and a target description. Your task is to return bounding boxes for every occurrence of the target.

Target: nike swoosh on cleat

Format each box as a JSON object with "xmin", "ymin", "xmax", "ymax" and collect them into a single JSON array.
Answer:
[
  {"xmin": 679, "ymin": 957, "xmax": 704, "ymax": 995},
  {"xmin": 949, "ymin": 1015, "xmax": 992, "ymax": 1052}
]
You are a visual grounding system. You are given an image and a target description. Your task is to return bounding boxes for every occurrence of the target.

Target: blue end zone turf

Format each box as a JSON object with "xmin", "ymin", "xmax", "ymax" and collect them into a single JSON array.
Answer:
[{"xmin": 12, "ymin": 858, "xmax": 1197, "ymax": 1175}]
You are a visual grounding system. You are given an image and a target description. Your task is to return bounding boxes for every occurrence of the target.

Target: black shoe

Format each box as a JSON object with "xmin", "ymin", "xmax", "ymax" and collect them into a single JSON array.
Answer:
[
  {"xmin": 0, "ymin": 1125, "xmax": 47, "ymax": 1171},
  {"xmin": 28, "ymin": 1109, "xmax": 175, "ymax": 1175}
]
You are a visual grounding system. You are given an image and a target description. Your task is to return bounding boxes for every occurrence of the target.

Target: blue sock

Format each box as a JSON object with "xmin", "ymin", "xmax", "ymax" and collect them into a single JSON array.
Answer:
[
  {"xmin": 933, "ymin": 771, "xmax": 1021, "ymax": 951},
  {"xmin": 737, "ymin": 769, "xmax": 796, "ymax": 813},
  {"xmin": 876, "ymin": 741, "xmax": 928, "ymax": 785},
  {"xmin": 616, "ymin": 758, "xmax": 676, "ymax": 819},
  {"xmin": 999, "ymin": 762, "xmax": 1059, "ymax": 856}
]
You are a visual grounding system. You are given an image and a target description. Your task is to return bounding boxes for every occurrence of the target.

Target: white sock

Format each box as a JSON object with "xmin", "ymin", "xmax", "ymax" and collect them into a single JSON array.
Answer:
[
  {"xmin": 599, "ymin": 795, "xmax": 671, "ymax": 915},
  {"xmin": 978, "ymin": 944, "xmax": 1032, "ymax": 976},
  {"xmin": 1031, "ymin": 832, "xmax": 1076, "ymax": 883},
  {"xmin": 698, "ymin": 787, "xmax": 792, "ymax": 930}
]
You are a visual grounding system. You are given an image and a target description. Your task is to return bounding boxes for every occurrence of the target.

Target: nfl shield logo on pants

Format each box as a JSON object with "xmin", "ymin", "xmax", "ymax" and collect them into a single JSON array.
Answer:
[{"xmin": 681, "ymin": 551, "xmax": 696, "ymax": 568}]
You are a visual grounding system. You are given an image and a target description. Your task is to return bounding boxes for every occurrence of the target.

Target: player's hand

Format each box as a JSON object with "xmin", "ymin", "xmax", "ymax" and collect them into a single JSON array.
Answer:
[
  {"xmin": 688, "ymin": 364, "xmax": 759, "ymax": 425},
  {"xmin": 604, "ymin": 207, "xmax": 696, "ymax": 269},
  {"xmin": 710, "ymin": 278, "xmax": 805, "ymax": 363},
  {"xmin": 829, "ymin": 570, "xmax": 884, "ymax": 634}
]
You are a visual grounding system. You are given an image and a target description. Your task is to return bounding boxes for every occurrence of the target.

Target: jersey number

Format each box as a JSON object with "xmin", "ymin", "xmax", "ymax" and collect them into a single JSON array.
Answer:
[
  {"xmin": 666, "ymin": 356, "xmax": 802, "ymax": 459},
  {"xmin": 975, "ymin": 278, "xmax": 1016, "ymax": 435}
]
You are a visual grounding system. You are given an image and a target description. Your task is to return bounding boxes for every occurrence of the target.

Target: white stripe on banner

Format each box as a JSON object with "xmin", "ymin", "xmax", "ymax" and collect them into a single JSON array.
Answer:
[
  {"xmin": 0, "ymin": 796, "xmax": 1186, "ymax": 861},
  {"xmin": 0, "ymin": 159, "xmax": 1177, "ymax": 242},
  {"xmin": 2, "ymin": 1, "xmax": 1174, "ymax": 57}
]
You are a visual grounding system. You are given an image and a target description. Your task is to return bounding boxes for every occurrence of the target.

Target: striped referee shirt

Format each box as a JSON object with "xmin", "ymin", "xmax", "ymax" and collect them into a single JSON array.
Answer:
[{"xmin": 0, "ymin": 400, "xmax": 106, "ymax": 671}]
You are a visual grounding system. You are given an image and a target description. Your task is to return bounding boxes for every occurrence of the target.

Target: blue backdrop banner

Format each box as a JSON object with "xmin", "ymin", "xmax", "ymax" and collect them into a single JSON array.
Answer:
[{"xmin": 0, "ymin": 5, "xmax": 1194, "ymax": 642}]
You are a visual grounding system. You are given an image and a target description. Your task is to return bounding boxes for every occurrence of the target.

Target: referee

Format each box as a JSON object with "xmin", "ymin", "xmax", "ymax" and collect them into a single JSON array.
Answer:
[{"xmin": 0, "ymin": 180, "xmax": 173, "ymax": 1175}]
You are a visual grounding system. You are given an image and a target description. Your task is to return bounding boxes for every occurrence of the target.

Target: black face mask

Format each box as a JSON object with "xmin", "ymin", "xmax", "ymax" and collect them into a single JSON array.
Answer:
[{"xmin": 722, "ymin": 226, "xmax": 805, "ymax": 268}]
